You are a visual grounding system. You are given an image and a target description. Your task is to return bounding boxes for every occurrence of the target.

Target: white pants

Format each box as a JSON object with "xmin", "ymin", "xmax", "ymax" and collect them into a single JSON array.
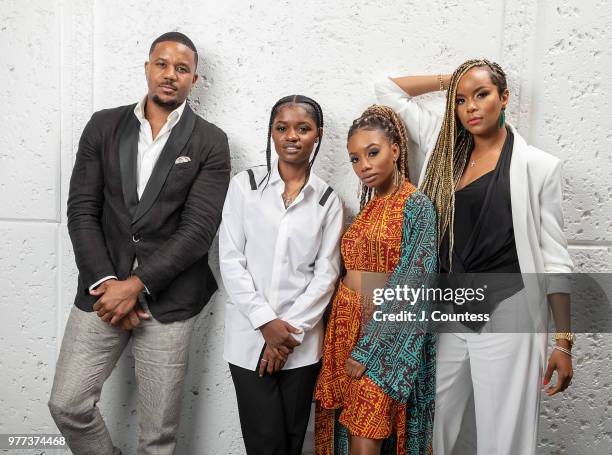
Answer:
[{"xmin": 432, "ymin": 331, "xmax": 547, "ymax": 455}]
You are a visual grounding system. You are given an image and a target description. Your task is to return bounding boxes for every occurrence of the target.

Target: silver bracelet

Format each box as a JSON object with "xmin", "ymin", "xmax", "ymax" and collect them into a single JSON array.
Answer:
[{"xmin": 553, "ymin": 345, "xmax": 573, "ymax": 357}]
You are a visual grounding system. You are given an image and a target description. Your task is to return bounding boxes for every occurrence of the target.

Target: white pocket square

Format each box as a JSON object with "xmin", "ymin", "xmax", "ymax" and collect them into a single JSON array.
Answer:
[{"xmin": 175, "ymin": 156, "xmax": 191, "ymax": 164}]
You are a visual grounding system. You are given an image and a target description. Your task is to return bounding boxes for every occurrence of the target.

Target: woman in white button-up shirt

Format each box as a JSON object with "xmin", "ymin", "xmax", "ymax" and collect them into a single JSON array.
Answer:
[{"xmin": 219, "ymin": 95, "xmax": 343, "ymax": 455}]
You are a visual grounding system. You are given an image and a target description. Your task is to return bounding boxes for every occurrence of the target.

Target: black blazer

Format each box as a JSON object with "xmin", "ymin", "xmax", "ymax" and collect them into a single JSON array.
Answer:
[{"xmin": 67, "ymin": 102, "xmax": 230, "ymax": 322}]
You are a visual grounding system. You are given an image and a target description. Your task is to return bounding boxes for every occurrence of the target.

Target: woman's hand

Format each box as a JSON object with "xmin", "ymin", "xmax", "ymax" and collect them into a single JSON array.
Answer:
[
  {"xmin": 345, "ymin": 357, "xmax": 366, "ymax": 379},
  {"xmin": 543, "ymin": 347, "xmax": 573, "ymax": 396},
  {"xmin": 258, "ymin": 344, "xmax": 288, "ymax": 377}
]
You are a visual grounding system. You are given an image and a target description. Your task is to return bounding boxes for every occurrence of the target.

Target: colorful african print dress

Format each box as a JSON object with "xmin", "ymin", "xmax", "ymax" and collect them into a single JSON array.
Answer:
[{"xmin": 314, "ymin": 180, "xmax": 438, "ymax": 455}]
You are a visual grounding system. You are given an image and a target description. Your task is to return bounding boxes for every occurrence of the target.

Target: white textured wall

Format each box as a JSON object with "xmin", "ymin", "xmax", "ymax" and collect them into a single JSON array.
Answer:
[{"xmin": 1, "ymin": 0, "xmax": 611, "ymax": 454}]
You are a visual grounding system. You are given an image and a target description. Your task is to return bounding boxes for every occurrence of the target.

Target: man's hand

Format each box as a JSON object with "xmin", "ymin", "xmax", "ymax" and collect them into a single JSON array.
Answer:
[
  {"xmin": 258, "ymin": 344, "xmax": 288, "ymax": 377},
  {"xmin": 91, "ymin": 276, "xmax": 146, "ymax": 326},
  {"xmin": 119, "ymin": 305, "xmax": 151, "ymax": 331},
  {"xmin": 345, "ymin": 357, "xmax": 366, "ymax": 379},
  {"xmin": 259, "ymin": 319, "xmax": 302, "ymax": 351},
  {"xmin": 543, "ymin": 344, "xmax": 573, "ymax": 396}
]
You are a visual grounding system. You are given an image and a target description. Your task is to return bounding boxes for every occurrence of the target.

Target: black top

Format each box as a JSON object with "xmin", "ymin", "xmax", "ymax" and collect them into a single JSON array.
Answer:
[
  {"xmin": 440, "ymin": 128, "xmax": 520, "ymax": 274},
  {"xmin": 439, "ymin": 128, "xmax": 523, "ymax": 329}
]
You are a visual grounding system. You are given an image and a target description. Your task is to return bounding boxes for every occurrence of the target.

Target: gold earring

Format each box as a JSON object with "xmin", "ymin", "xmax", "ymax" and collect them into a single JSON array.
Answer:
[{"xmin": 394, "ymin": 166, "xmax": 403, "ymax": 190}]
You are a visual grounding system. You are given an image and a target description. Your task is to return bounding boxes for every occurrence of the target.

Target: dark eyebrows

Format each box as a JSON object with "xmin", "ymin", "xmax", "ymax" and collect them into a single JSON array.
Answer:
[
  {"xmin": 273, "ymin": 120, "xmax": 315, "ymax": 127},
  {"xmin": 473, "ymin": 85, "xmax": 491, "ymax": 92},
  {"xmin": 154, "ymin": 57, "xmax": 192, "ymax": 70},
  {"xmin": 348, "ymin": 143, "xmax": 380, "ymax": 156},
  {"xmin": 456, "ymin": 85, "xmax": 492, "ymax": 97}
]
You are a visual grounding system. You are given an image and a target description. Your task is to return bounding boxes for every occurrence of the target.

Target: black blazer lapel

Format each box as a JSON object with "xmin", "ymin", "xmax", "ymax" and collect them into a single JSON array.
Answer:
[
  {"xmin": 132, "ymin": 103, "xmax": 197, "ymax": 224},
  {"xmin": 119, "ymin": 109, "xmax": 140, "ymax": 218}
]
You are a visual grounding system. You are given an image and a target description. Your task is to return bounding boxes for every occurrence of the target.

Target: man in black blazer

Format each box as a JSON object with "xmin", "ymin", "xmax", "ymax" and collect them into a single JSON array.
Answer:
[{"xmin": 48, "ymin": 32, "xmax": 230, "ymax": 454}]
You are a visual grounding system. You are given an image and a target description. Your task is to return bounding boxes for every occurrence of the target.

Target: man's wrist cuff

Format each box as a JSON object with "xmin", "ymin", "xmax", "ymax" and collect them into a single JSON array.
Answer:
[{"xmin": 89, "ymin": 275, "xmax": 117, "ymax": 292}]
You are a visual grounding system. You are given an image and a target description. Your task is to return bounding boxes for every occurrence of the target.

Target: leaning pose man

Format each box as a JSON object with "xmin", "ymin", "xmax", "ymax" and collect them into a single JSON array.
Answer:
[{"xmin": 48, "ymin": 32, "xmax": 230, "ymax": 454}]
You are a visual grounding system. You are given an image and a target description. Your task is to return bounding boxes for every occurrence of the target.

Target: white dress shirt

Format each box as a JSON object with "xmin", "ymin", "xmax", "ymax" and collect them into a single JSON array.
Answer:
[
  {"xmin": 219, "ymin": 161, "xmax": 343, "ymax": 370},
  {"xmin": 89, "ymin": 96, "xmax": 186, "ymax": 290}
]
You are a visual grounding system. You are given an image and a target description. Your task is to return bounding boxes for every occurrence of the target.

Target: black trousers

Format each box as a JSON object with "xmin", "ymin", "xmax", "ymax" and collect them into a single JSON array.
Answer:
[{"xmin": 229, "ymin": 361, "xmax": 321, "ymax": 455}]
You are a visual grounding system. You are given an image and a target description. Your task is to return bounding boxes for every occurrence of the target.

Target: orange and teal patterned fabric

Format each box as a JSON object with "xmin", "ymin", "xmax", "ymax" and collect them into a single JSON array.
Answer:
[{"xmin": 315, "ymin": 182, "xmax": 437, "ymax": 455}]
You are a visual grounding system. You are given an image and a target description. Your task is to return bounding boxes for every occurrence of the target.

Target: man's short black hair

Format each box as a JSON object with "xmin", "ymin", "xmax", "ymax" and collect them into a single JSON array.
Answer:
[{"xmin": 149, "ymin": 32, "xmax": 198, "ymax": 67}]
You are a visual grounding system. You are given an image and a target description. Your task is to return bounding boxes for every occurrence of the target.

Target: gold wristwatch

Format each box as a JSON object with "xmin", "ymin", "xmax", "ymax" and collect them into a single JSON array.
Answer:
[{"xmin": 554, "ymin": 332, "xmax": 576, "ymax": 346}]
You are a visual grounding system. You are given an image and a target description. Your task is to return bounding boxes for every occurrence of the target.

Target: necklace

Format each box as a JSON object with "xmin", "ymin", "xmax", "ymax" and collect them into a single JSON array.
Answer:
[
  {"xmin": 281, "ymin": 169, "xmax": 309, "ymax": 209},
  {"xmin": 282, "ymin": 188, "xmax": 301, "ymax": 208},
  {"xmin": 282, "ymin": 194, "xmax": 295, "ymax": 208}
]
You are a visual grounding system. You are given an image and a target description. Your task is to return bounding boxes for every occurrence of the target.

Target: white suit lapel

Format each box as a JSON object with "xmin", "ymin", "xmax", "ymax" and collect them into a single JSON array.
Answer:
[
  {"xmin": 508, "ymin": 125, "xmax": 534, "ymax": 273},
  {"xmin": 509, "ymin": 126, "xmax": 548, "ymax": 331}
]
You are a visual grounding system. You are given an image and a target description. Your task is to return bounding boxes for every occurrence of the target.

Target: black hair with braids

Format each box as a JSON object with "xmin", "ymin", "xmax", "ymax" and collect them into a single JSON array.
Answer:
[
  {"xmin": 259, "ymin": 95, "xmax": 324, "ymax": 189},
  {"xmin": 347, "ymin": 105, "xmax": 411, "ymax": 209},
  {"xmin": 420, "ymin": 58, "xmax": 508, "ymax": 270}
]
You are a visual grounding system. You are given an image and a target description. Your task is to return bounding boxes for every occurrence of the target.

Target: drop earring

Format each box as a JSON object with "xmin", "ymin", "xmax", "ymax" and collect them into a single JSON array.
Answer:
[
  {"xmin": 499, "ymin": 107, "xmax": 506, "ymax": 128},
  {"xmin": 457, "ymin": 119, "xmax": 466, "ymax": 136}
]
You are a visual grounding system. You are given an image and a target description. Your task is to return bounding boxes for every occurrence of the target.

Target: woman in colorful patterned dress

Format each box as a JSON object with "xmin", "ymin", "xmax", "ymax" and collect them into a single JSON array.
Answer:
[{"xmin": 314, "ymin": 105, "xmax": 438, "ymax": 455}]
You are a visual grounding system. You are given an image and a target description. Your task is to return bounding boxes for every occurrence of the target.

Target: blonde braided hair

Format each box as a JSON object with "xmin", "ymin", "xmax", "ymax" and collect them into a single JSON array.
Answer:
[
  {"xmin": 420, "ymin": 59, "xmax": 507, "ymax": 270},
  {"xmin": 347, "ymin": 105, "xmax": 411, "ymax": 210}
]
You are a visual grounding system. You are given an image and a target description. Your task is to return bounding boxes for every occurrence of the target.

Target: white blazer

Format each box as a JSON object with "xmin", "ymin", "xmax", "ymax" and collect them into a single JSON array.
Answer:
[{"xmin": 375, "ymin": 77, "xmax": 573, "ymax": 329}]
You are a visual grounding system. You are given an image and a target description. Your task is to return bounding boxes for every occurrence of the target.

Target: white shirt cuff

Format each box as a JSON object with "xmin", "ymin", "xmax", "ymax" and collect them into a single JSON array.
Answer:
[
  {"xmin": 547, "ymin": 274, "xmax": 571, "ymax": 295},
  {"xmin": 249, "ymin": 306, "xmax": 278, "ymax": 330},
  {"xmin": 89, "ymin": 276, "xmax": 117, "ymax": 292},
  {"xmin": 285, "ymin": 322, "xmax": 305, "ymax": 343}
]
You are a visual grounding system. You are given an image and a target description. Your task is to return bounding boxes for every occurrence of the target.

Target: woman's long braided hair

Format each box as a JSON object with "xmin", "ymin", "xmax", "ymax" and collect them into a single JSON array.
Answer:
[
  {"xmin": 259, "ymin": 95, "xmax": 324, "ymax": 189},
  {"xmin": 420, "ymin": 59, "xmax": 507, "ymax": 269},
  {"xmin": 347, "ymin": 105, "xmax": 411, "ymax": 210}
]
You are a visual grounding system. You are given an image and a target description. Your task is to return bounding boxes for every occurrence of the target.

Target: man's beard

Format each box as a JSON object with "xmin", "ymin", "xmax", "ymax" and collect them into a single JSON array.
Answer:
[{"xmin": 152, "ymin": 94, "xmax": 180, "ymax": 109}]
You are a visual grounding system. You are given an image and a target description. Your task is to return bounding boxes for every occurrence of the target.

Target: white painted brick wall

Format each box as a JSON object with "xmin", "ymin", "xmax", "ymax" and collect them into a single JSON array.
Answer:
[{"xmin": 1, "ymin": 1, "xmax": 610, "ymax": 454}]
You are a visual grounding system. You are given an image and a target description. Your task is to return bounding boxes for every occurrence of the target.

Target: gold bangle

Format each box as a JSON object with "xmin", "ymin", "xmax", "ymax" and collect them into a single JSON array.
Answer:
[
  {"xmin": 438, "ymin": 74, "xmax": 444, "ymax": 91},
  {"xmin": 553, "ymin": 345, "xmax": 573, "ymax": 357},
  {"xmin": 554, "ymin": 332, "xmax": 576, "ymax": 346}
]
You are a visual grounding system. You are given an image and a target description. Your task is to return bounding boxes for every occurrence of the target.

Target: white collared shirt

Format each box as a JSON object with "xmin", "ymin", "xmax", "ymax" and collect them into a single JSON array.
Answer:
[
  {"xmin": 133, "ymin": 95, "xmax": 187, "ymax": 198},
  {"xmin": 219, "ymin": 161, "xmax": 344, "ymax": 370},
  {"xmin": 89, "ymin": 96, "xmax": 186, "ymax": 290}
]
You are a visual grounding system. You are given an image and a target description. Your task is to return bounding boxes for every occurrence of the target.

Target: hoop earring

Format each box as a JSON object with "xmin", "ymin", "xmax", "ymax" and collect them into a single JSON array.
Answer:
[{"xmin": 499, "ymin": 107, "xmax": 506, "ymax": 128}]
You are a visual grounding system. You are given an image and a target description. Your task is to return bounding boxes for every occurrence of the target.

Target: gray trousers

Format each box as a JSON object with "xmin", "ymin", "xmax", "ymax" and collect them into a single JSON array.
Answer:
[{"xmin": 48, "ymin": 304, "xmax": 196, "ymax": 455}]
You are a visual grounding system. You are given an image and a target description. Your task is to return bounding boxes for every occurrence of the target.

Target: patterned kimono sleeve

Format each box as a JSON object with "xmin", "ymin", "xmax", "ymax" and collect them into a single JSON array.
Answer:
[{"xmin": 350, "ymin": 190, "xmax": 438, "ymax": 403}]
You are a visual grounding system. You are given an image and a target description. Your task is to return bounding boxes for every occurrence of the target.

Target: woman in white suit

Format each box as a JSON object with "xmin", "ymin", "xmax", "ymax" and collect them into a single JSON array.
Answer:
[{"xmin": 374, "ymin": 59, "xmax": 574, "ymax": 455}]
